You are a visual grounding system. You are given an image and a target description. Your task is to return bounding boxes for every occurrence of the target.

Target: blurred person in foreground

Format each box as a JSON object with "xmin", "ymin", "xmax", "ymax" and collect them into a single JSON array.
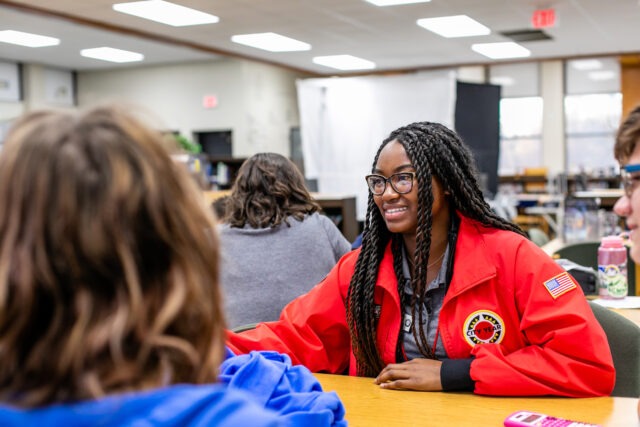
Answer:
[
  {"xmin": 611, "ymin": 104, "xmax": 640, "ymax": 418},
  {"xmin": 614, "ymin": 105, "xmax": 640, "ymax": 262},
  {"xmin": 0, "ymin": 106, "xmax": 344, "ymax": 426}
]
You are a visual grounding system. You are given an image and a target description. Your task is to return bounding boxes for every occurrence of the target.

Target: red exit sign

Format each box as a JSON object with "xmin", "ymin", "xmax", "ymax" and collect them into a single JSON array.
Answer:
[
  {"xmin": 532, "ymin": 8, "xmax": 556, "ymax": 29},
  {"xmin": 202, "ymin": 94, "xmax": 218, "ymax": 109}
]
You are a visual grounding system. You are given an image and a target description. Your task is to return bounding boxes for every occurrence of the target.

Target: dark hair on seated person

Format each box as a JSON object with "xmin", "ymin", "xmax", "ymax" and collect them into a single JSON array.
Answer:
[
  {"xmin": 212, "ymin": 195, "xmax": 229, "ymax": 222},
  {"xmin": 226, "ymin": 153, "xmax": 319, "ymax": 228}
]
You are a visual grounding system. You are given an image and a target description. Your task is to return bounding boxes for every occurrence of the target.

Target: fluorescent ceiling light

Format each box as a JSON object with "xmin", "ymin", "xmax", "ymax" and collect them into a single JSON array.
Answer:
[
  {"xmin": 417, "ymin": 15, "xmax": 490, "ymax": 38},
  {"xmin": 471, "ymin": 42, "xmax": 531, "ymax": 59},
  {"xmin": 80, "ymin": 47, "xmax": 144, "ymax": 63},
  {"xmin": 571, "ymin": 59, "xmax": 602, "ymax": 71},
  {"xmin": 113, "ymin": 0, "xmax": 219, "ymax": 27},
  {"xmin": 312, "ymin": 55, "xmax": 376, "ymax": 71},
  {"xmin": 231, "ymin": 32, "xmax": 310, "ymax": 52},
  {"xmin": 588, "ymin": 70, "xmax": 616, "ymax": 81},
  {"xmin": 364, "ymin": 0, "xmax": 431, "ymax": 6},
  {"xmin": 0, "ymin": 30, "xmax": 60, "ymax": 47}
]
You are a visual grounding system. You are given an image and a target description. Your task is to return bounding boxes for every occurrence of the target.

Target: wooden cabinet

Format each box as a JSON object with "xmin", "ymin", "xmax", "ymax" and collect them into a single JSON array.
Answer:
[{"xmin": 313, "ymin": 194, "xmax": 359, "ymax": 242}]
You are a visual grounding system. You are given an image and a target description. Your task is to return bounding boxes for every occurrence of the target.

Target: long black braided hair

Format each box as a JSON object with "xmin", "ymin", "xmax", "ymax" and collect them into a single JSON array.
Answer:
[{"xmin": 346, "ymin": 121, "xmax": 526, "ymax": 377}]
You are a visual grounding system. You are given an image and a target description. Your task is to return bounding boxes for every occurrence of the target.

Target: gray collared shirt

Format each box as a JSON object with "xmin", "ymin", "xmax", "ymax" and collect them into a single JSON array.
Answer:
[{"xmin": 401, "ymin": 244, "xmax": 449, "ymax": 360}]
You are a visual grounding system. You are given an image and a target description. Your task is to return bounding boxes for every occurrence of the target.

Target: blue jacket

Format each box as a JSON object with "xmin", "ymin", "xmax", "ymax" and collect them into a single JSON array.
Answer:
[{"xmin": 0, "ymin": 350, "xmax": 346, "ymax": 426}]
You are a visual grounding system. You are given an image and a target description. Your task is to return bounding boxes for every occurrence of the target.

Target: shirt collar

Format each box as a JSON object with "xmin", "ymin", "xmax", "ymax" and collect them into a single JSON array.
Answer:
[{"xmin": 402, "ymin": 243, "xmax": 450, "ymax": 294}]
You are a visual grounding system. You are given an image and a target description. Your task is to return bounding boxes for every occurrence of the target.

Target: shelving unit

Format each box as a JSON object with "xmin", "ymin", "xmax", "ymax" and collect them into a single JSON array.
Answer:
[
  {"xmin": 206, "ymin": 157, "xmax": 247, "ymax": 190},
  {"xmin": 499, "ymin": 174, "xmax": 621, "ymax": 194}
]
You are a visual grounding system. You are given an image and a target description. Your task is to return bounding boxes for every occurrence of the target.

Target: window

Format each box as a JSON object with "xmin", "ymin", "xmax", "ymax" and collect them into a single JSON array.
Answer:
[
  {"xmin": 490, "ymin": 63, "xmax": 542, "ymax": 175},
  {"xmin": 498, "ymin": 97, "xmax": 543, "ymax": 175},
  {"xmin": 565, "ymin": 57, "xmax": 621, "ymax": 175},
  {"xmin": 564, "ymin": 93, "xmax": 621, "ymax": 175}
]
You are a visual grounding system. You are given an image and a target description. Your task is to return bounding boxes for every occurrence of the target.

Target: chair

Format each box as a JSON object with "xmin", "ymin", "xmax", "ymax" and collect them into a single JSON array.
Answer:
[
  {"xmin": 588, "ymin": 301, "xmax": 640, "ymax": 397},
  {"xmin": 528, "ymin": 227, "xmax": 550, "ymax": 247},
  {"xmin": 514, "ymin": 214, "xmax": 549, "ymax": 237},
  {"xmin": 512, "ymin": 168, "xmax": 552, "ymax": 235},
  {"xmin": 552, "ymin": 241, "xmax": 636, "ymax": 296},
  {"xmin": 553, "ymin": 241, "xmax": 599, "ymax": 269},
  {"xmin": 523, "ymin": 167, "xmax": 548, "ymax": 194}
]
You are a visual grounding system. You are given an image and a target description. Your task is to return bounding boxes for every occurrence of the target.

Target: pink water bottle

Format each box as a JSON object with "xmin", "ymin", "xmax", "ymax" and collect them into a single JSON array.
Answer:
[{"xmin": 598, "ymin": 235, "xmax": 628, "ymax": 299}]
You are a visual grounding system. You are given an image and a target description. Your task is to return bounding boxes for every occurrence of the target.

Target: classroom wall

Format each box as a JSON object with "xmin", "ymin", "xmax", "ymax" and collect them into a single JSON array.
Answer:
[
  {"xmin": 0, "ymin": 57, "xmax": 582, "ymax": 178},
  {"xmin": 457, "ymin": 66, "xmax": 486, "ymax": 84},
  {"xmin": 240, "ymin": 61, "xmax": 304, "ymax": 156},
  {"xmin": 77, "ymin": 58, "xmax": 308, "ymax": 157},
  {"xmin": 1, "ymin": 63, "xmax": 78, "ymax": 142},
  {"xmin": 541, "ymin": 60, "xmax": 566, "ymax": 175},
  {"xmin": 0, "ymin": 103, "xmax": 22, "ymax": 121},
  {"xmin": 1, "ymin": 64, "xmax": 76, "ymax": 119}
]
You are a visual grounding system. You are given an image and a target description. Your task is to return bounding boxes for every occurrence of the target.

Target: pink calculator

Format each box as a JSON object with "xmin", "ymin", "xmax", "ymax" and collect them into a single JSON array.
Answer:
[{"xmin": 504, "ymin": 410, "xmax": 602, "ymax": 427}]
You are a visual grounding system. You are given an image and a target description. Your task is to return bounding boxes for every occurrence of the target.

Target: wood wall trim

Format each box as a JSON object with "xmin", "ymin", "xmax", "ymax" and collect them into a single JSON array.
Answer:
[{"xmin": 621, "ymin": 55, "xmax": 640, "ymax": 118}]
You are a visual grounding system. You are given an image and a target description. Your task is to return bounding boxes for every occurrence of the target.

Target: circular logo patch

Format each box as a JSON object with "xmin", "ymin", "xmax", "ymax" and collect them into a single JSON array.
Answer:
[{"xmin": 463, "ymin": 310, "xmax": 505, "ymax": 346}]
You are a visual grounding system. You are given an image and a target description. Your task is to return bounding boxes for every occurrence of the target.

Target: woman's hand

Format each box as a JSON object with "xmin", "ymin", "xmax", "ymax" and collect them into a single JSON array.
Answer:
[{"xmin": 374, "ymin": 358, "xmax": 443, "ymax": 391}]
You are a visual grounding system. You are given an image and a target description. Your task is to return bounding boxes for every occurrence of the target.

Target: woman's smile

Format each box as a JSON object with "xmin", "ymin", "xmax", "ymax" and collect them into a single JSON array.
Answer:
[{"xmin": 383, "ymin": 205, "xmax": 409, "ymax": 220}]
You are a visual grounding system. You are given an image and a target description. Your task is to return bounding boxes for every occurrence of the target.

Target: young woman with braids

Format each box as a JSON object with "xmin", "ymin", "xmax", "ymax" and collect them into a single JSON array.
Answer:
[{"xmin": 228, "ymin": 121, "xmax": 615, "ymax": 397}]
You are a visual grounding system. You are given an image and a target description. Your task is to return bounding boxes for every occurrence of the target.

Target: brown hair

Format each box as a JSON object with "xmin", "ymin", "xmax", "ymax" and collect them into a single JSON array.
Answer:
[
  {"xmin": 0, "ymin": 106, "xmax": 225, "ymax": 407},
  {"xmin": 614, "ymin": 104, "xmax": 640, "ymax": 164},
  {"xmin": 212, "ymin": 196, "xmax": 229, "ymax": 222},
  {"xmin": 226, "ymin": 152, "xmax": 319, "ymax": 228}
]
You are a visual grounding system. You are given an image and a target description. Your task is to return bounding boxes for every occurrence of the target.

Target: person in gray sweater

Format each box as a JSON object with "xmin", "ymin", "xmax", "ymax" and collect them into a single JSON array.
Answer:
[{"xmin": 219, "ymin": 153, "xmax": 352, "ymax": 329}]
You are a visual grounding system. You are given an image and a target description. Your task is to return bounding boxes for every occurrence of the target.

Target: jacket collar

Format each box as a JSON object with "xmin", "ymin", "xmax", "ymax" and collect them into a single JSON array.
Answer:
[
  {"xmin": 376, "ymin": 214, "xmax": 497, "ymax": 296},
  {"xmin": 446, "ymin": 214, "xmax": 497, "ymax": 298}
]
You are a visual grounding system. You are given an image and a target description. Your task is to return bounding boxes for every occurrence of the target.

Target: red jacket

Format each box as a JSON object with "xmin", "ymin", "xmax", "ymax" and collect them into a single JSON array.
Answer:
[{"xmin": 227, "ymin": 215, "xmax": 615, "ymax": 396}]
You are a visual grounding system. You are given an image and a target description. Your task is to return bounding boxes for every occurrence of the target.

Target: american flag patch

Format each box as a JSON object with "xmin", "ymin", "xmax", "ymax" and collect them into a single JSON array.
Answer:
[{"xmin": 543, "ymin": 272, "xmax": 577, "ymax": 299}]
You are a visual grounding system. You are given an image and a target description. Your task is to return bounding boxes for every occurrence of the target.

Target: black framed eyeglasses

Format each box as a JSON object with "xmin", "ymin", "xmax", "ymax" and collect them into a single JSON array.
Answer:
[
  {"xmin": 365, "ymin": 172, "xmax": 416, "ymax": 196},
  {"xmin": 621, "ymin": 163, "xmax": 640, "ymax": 197}
]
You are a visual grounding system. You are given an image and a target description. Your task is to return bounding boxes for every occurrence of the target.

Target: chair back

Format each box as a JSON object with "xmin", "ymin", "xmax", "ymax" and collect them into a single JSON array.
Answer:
[
  {"xmin": 528, "ymin": 227, "xmax": 550, "ymax": 247},
  {"xmin": 553, "ymin": 241, "xmax": 599, "ymax": 269},
  {"xmin": 588, "ymin": 301, "xmax": 640, "ymax": 397},
  {"xmin": 523, "ymin": 167, "xmax": 548, "ymax": 193}
]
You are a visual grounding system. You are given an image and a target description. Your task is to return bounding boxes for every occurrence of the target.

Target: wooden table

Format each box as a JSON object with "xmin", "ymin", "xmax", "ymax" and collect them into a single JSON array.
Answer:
[
  {"xmin": 611, "ymin": 308, "xmax": 640, "ymax": 326},
  {"xmin": 315, "ymin": 373, "xmax": 639, "ymax": 427},
  {"xmin": 312, "ymin": 193, "xmax": 358, "ymax": 242}
]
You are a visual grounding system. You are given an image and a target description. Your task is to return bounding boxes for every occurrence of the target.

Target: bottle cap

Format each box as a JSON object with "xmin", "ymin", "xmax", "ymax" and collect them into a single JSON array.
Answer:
[{"xmin": 601, "ymin": 235, "xmax": 624, "ymax": 248}]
